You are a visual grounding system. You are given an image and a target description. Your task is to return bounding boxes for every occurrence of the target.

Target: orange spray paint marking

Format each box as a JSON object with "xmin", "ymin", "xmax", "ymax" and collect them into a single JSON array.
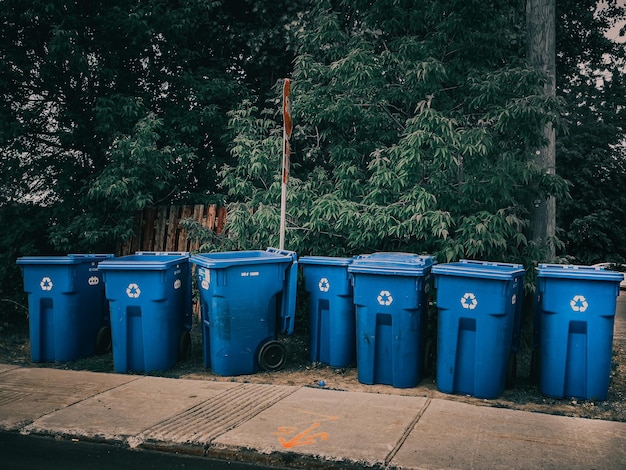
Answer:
[{"xmin": 277, "ymin": 422, "xmax": 329, "ymax": 449}]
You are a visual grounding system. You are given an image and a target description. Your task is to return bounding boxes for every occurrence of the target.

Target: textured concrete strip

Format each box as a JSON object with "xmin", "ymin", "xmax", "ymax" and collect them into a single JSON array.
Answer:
[
  {"xmin": 141, "ymin": 383, "xmax": 298, "ymax": 446},
  {"xmin": 390, "ymin": 398, "xmax": 626, "ymax": 470},
  {"xmin": 0, "ymin": 367, "xmax": 136, "ymax": 431},
  {"xmin": 213, "ymin": 387, "xmax": 429, "ymax": 467},
  {"xmin": 25, "ymin": 376, "xmax": 236, "ymax": 444}
]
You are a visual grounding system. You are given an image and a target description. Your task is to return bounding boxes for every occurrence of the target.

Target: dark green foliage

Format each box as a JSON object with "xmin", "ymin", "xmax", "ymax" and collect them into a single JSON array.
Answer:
[{"xmin": 220, "ymin": 0, "xmax": 568, "ymax": 278}]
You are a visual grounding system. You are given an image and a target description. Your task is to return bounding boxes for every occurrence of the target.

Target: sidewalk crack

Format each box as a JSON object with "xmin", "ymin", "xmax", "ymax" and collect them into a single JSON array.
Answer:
[{"xmin": 383, "ymin": 397, "xmax": 431, "ymax": 468}]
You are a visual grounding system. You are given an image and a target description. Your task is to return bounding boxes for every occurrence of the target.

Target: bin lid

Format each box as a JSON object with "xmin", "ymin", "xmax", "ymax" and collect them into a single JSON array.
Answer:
[
  {"xmin": 98, "ymin": 253, "xmax": 188, "ymax": 271},
  {"xmin": 537, "ymin": 263, "xmax": 624, "ymax": 282},
  {"xmin": 299, "ymin": 256, "xmax": 353, "ymax": 266},
  {"xmin": 432, "ymin": 259, "xmax": 525, "ymax": 281},
  {"xmin": 16, "ymin": 254, "xmax": 114, "ymax": 266},
  {"xmin": 347, "ymin": 252, "xmax": 436, "ymax": 276},
  {"xmin": 191, "ymin": 247, "xmax": 296, "ymax": 269}
]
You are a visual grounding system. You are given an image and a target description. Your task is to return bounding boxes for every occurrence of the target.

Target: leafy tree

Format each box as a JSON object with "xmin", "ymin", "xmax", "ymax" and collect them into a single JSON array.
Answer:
[
  {"xmin": 220, "ymin": 0, "xmax": 567, "ymax": 277},
  {"xmin": 555, "ymin": 0, "xmax": 626, "ymax": 264}
]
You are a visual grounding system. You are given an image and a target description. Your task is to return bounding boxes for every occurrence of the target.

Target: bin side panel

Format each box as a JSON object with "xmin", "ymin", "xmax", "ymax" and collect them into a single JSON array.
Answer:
[
  {"xmin": 537, "ymin": 276, "xmax": 619, "ymax": 400},
  {"xmin": 303, "ymin": 263, "xmax": 355, "ymax": 367},
  {"xmin": 198, "ymin": 262, "xmax": 288, "ymax": 376},
  {"xmin": 435, "ymin": 274, "xmax": 517, "ymax": 399},
  {"xmin": 353, "ymin": 272, "xmax": 428, "ymax": 388}
]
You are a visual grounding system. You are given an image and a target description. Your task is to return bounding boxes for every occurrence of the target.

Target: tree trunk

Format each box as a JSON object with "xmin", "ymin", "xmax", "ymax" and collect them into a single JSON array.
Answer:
[{"xmin": 527, "ymin": 0, "xmax": 556, "ymax": 261}]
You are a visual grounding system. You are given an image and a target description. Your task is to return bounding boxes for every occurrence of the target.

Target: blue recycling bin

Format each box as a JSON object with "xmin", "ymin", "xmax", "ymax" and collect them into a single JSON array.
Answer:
[
  {"xmin": 536, "ymin": 264, "xmax": 623, "ymax": 400},
  {"xmin": 16, "ymin": 254, "xmax": 114, "ymax": 362},
  {"xmin": 348, "ymin": 253, "xmax": 436, "ymax": 388},
  {"xmin": 432, "ymin": 260, "xmax": 524, "ymax": 399},
  {"xmin": 191, "ymin": 248, "xmax": 297, "ymax": 376},
  {"xmin": 98, "ymin": 252, "xmax": 192, "ymax": 373},
  {"xmin": 300, "ymin": 256, "xmax": 355, "ymax": 367}
]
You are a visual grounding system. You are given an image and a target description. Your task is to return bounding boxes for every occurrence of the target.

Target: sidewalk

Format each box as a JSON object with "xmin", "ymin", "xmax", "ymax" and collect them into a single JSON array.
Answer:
[{"xmin": 1, "ymin": 361, "xmax": 625, "ymax": 469}]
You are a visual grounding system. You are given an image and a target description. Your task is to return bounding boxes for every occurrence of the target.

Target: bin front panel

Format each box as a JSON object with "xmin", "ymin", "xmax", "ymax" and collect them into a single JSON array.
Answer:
[
  {"xmin": 351, "ymin": 269, "xmax": 431, "ymax": 388},
  {"xmin": 300, "ymin": 257, "xmax": 355, "ymax": 367},
  {"xmin": 100, "ymin": 255, "xmax": 191, "ymax": 373},
  {"xmin": 194, "ymin": 253, "xmax": 293, "ymax": 376},
  {"xmin": 434, "ymin": 272, "xmax": 520, "ymax": 399},
  {"xmin": 537, "ymin": 265, "xmax": 621, "ymax": 400},
  {"xmin": 17, "ymin": 255, "xmax": 112, "ymax": 362}
]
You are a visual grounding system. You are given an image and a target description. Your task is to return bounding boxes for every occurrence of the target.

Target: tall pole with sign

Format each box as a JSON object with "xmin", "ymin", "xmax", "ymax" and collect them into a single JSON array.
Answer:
[{"xmin": 280, "ymin": 78, "xmax": 292, "ymax": 250}]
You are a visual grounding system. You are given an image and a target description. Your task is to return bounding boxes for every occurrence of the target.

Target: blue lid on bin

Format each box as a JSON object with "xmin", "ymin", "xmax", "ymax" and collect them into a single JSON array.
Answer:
[
  {"xmin": 299, "ymin": 256, "xmax": 353, "ymax": 266},
  {"xmin": 537, "ymin": 263, "xmax": 624, "ymax": 282},
  {"xmin": 348, "ymin": 252, "xmax": 436, "ymax": 276},
  {"xmin": 16, "ymin": 254, "xmax": 114, "ymax": 266},
  {"xmin": 432, "ymin": 259, "xmax": 524, "ymax": 280},
  {"xmin": 191, "ymin": 247, "xmax": 296, "ymax": 269},
  {"xmin": 98, "ymin": 252, "xmax": 189, "ymax": 271}
]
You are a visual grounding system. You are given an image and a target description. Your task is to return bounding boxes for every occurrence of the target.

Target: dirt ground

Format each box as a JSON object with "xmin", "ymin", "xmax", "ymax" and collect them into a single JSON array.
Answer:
[{"xmin": 1, "ymin": 295, "xmax": 625, "ymax": 423}]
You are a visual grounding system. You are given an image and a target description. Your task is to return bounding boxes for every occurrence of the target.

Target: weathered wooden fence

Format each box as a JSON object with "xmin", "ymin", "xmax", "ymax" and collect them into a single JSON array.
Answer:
[{"xmin": 117, "ymin": 204, "xmax": 226, "ymax": 256}]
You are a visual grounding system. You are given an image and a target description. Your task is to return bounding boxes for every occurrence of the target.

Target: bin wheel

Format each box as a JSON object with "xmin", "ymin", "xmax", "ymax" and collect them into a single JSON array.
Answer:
[
  {"xmin": 505, "ymin": 353, "xmax": 517, "ymax": 389},
  {"xmin": 95, "ymin": 326, "xmax": 112, "ymax": 355},
  {"xmin": 178, "ymin": 331, "xmax": 192, "ymax": 361},
  {"xmin": 258, "ymin": 341, "xmax": 287, "ymax": 372}
]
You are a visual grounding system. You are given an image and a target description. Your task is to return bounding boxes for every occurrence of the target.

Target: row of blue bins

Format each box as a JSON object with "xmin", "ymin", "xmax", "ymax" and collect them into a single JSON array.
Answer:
[
  {"xmin": 300, "ymin": 254, "xmax": 622, "ymax": 400},
  {"xmin": 17, "ymin": 250, "xmax": 623, "ymax": 402}
]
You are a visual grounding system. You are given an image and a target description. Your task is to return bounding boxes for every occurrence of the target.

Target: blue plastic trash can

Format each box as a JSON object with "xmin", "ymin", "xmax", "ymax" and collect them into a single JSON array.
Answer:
[
  {"xmin": 300, "ymin": 256, "xmax": 355, "ymax": 367},
  {"xmin": 98, "ymin": 252, "xmax": 192, "ymax": 373},
  {"xmin": 191, "ymin": 248, "xmax": 297, "ymax": 376},
  {"xmin": 432, "ymin": 260, "xmax": 524, "ymax": 399},
  {"xmin": 16, "ymin": 254, "xmax": 114, "ymax": 362},
  {"xmin": 536, "ymin": 264, "xmax": 623, "ymax": 400},
  {"xmin": 348, "ymin": 253, "xmax": 436, "ymax": 388}
]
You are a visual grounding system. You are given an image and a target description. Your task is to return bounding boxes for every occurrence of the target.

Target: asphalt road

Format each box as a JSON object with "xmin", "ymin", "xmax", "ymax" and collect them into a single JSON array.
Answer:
[{"xmin": 0, "ymin": 432, "xmax": 284, "ymax": 470}]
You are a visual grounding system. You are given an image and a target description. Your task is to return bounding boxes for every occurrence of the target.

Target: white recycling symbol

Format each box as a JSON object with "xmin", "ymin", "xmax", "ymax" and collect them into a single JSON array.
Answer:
[
  {"xmin": 461, "ymin": 292, "xmax": 478, "ymax": 310},
  {"xmin": 318, "ymin": 278, "xmax": 330, "ymax": 292},
  {"xmin": 173, "ymin": 279, "xmax": 182, "ymax": 290},
  {"xmin": 570, "ymin": 295, "xmax": 588, "ymax": 312},
  {"xmin": 88, "ymin": 276, "xmax": 100, "ymax": 286},
  {"xmin": 377, "ymin": 290, "xmax": 393, "ymax": 306},
  {"xmin": 40, "ymin": 277, "xmax": 53, "ymax": 291},
  {"xmin": 126, "ymin": 283, "xmax": 141, "ymax": 298}
]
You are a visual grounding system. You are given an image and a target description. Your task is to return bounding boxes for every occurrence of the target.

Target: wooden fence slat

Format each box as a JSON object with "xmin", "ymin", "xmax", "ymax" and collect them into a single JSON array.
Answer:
[
  {"xmin": 216, "ymin": 206, "xmax": 227, "ymax": 233},
  {"xmin": 166, "ymin": 206, "xmax": 180, "ymax": 252},
  {"xmin": 177, "ymin": 205, "xmax": 193, "ymax": 252},
  {"xmin": 142, "ymin": 207, "xmax": 157, "ymax": 252},
  {"xmin": 189, "ymin": 204, "xmax": 205, "ymax": 252},
  {"xmin": 206, "ymin": 204, "xmax": 217, "ymax": 231},
  {"xmin": 129, "ymin": 211, "xmax": 143, "ymax": 254},
  {"xmin": 116, "ymin": 204, "xmax": 225, "ymax": 256},
  {"xmin": 154, "ymin": 206, "xmax": 168, "ymax": 252}
]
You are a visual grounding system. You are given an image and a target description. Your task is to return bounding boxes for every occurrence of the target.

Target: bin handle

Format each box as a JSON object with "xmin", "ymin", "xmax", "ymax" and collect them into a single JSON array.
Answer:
[
  {"xmin": 266, "ymin": 247, "xmax": 297, "ymax": 261},
  {"xmin": 135, "ymin": 251, "xmax": 190, "ymax": 257}
]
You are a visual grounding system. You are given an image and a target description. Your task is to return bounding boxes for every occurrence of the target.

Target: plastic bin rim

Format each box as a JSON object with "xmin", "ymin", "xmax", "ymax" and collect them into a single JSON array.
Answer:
[
  {"xmin": 16, "ymin": 254, "xmax": 115, "ymax": 265},
  {"xmin": 98, "ymin": 254, "xmax": 189, "ymax": 271},
  {"xmin": 432, "ymin": 263, "xmax": 525, "ymax": 280},
  {"xmin": 537, "ymin": 264, "xmax": 623, "ymax": 281},
  {"xmin": 191, "ymin": 250, "xmax": 295, "ymax": 269},
  {"xmin": 299, "ymin": 255, "xmax": 354, "ymax": 266}
]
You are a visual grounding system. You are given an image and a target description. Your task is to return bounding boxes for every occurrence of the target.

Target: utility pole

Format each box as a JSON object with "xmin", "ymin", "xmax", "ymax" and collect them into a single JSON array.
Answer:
[{"xmin": 527, "ymin": 0, "xmax": 556, "ymax": 261}]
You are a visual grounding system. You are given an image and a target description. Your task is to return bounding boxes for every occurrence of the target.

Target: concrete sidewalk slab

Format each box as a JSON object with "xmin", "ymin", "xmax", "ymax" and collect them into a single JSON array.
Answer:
[
  {"xmin": 140, "ymin": 383, "xmax": 298, "ymax": 448},
  {"xmin": 0, "ymin": 364, "xmax": 19, "ymax": 374},
  {"xmin": 213, "ymin": 387, "xmax": 429, "ymax": 467},
  {"xmin": 24, "ymin": 376, "xmax": 237, "ymax": 444},
  {"xmin": 391, "ymin": 398, "xmax": 626, "ymax": 470},
  {"xmin": 0, "ymin": 367, "xmax": 136, "ymax": 431}
]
